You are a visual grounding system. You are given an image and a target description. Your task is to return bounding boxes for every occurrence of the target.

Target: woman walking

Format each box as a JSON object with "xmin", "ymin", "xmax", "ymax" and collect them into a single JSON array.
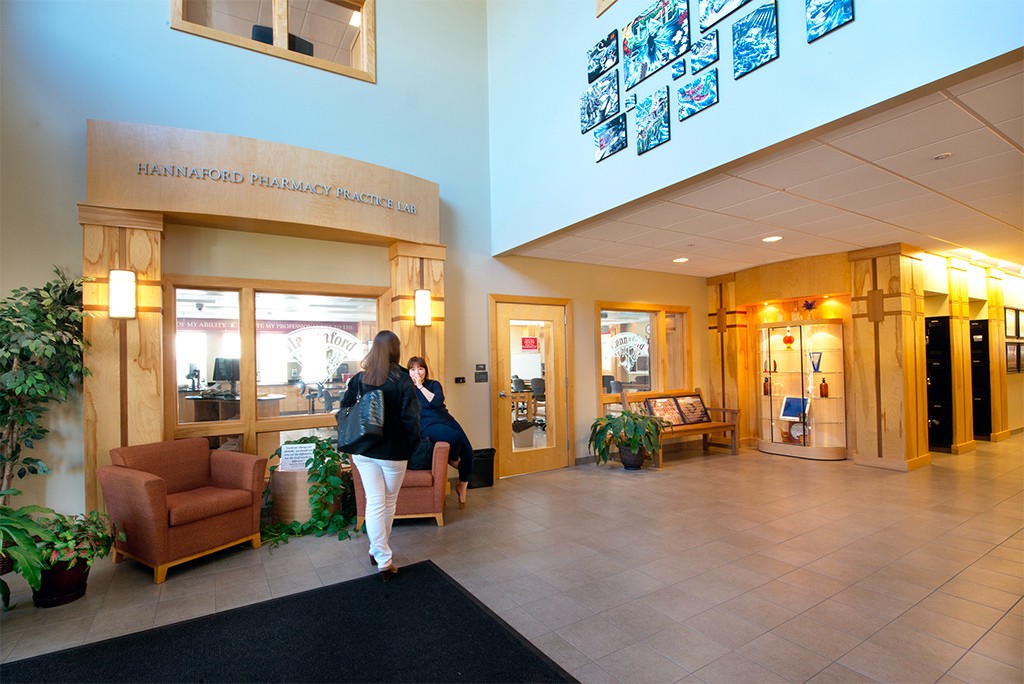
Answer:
[{"xmin": 340, "ymin": 330, "xmax": 420, "ymax": 582}]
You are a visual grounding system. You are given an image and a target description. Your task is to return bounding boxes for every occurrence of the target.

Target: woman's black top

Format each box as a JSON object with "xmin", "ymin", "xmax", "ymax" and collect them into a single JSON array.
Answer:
[
  {"xmin": 416, "ymin": 378, "xmax": 455, "ymax": 431},
  {"xmin": 339, "ymin": 365, "xmax": 420, "ymax": 460}
]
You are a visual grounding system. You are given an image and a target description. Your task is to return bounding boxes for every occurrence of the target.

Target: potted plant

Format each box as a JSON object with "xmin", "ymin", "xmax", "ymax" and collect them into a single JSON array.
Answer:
[
  {"xmin": 0, "ymin": 268, "xmax": 88, "ymax": 505},
  {"xmin": 588, "ymin": 410, "xmax": 666, "ymax": 470},
  {"xmin": 0, "ymin": 488, "xmax": 56, "ymax": 610},
  {"xmin": 32, "ymin": 509, "xmax": 122, "ymax": 608},
  {"xmin": 261, "ymin": 436, "xmax": 356, "ymax": 547}
]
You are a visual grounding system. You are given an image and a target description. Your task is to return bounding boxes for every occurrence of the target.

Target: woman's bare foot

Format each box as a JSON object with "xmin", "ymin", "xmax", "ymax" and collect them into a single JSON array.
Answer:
[{"xmin": 456, "ymin": 481, "xmax": 468, "ymax": 509}]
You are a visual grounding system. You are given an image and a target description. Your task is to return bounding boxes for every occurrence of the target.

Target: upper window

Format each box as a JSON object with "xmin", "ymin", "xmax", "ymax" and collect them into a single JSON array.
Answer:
[{"xmin": 173, "ymin": 0, "xmax": 376, "ymax": 83}]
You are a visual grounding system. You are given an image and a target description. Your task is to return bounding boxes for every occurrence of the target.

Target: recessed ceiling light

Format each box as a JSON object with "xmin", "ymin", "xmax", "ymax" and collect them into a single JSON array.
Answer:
[
  {"xmin": 762, "ymin": 235, "xmax": 783, "ymax": 243},
  {"xmin": 672, "ymin": 257, "xmax": 689, "ymax": 263},
  {"xmin": 932, "ymin": 152, "xmax": 952, "ymax": 160},
  {"xmin": 349, "ymin": 11, "xmax": 362, "ymax": 27}
]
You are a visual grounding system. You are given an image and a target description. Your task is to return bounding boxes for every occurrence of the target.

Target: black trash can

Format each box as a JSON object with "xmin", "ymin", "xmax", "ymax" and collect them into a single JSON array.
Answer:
[{"xmin": 468, "ymin": 448, "xmax": 495, "ymax": 489}]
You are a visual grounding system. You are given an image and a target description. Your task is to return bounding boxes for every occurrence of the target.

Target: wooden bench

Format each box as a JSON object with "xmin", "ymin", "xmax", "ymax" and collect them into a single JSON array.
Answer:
[{"xmin": 618, "ymin": 389, "xmax": 739, "ymax": 467}]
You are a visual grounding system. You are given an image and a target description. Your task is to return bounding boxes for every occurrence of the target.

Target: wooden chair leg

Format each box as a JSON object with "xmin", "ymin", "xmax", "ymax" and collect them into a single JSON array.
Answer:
[
  {"xmin": 111, "ymin": 548, "xmax": 124, "ymax": 564},
  {"xmin": 154, "ymin": 565, "xmax": 168, "ymax": 584},
  {"xmin": 434, "ymin": 513, "xmax": 444, "ymax": 527},
  {"xmin": 250, "ymin": 533, "xmax": 262, "ymax": 549}
]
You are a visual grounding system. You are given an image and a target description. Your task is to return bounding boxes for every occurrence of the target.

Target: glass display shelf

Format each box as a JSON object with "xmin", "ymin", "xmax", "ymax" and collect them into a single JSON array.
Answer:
[{"xmin": 756, "ymin": 318, "xmax": 847, "ymax": 460}]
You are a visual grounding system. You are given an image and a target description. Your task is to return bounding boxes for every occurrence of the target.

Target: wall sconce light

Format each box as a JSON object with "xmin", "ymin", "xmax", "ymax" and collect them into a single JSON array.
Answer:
[
  {"xmin": 414, "ymin": 289, "xmax": 432, "ymax": 327},
  {"xmin": 108, "ymin": 269, "xmax": 137, "ymax": 319}
]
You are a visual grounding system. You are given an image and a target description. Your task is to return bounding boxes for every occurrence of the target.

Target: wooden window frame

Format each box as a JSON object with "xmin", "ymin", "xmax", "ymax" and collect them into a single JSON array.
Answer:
[
  {"xmin": 595, "ymin": 301, "xmax": 692, "ymax": 411},
  {"xmin": 171, "ymin": 0, "xmax": 376, "ymax": 83},
  {"xmin": 162, "ymin": 274, "xmax": 388, "ymax": 456}
]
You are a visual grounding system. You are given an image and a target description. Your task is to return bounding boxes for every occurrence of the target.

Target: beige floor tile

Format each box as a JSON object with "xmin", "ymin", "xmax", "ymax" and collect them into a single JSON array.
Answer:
[
  {"xmin": 555, "ymin": 614, "xmax": 635, "ymax": 660},
  {"xmin": 803, "ymin": 597, "xmax": 894, "ymax": 640},
  {"xmin": 530, "ymin": 632, "xmax": 592, "ymax": 672},
  {"xmin": 522, "ymin": 592, "xmax": 596, "ymax": 631},
  {"xmin": 806, "ymin": 662, "xmax": 880, "ymax": 683},
  {"xmin": 992, "ymin": 612, "xmax": 1023, "ymax": 639},
  {"xmin": 683, "ymin": 606, "xmax": 767, "ymax": 649},
  {"xmin": 770, "ymin": 614, "xmax": 862, "ymax": 661},
  {"xmin": 737, "ymin": 631, "xmax": 832, "ymax": 682},
  {"xmin": 599, "ymin": 597, "xmax": 679, "ymax": 638},
  {"xmin": 719, "ymin": 592, "xmax": 798, "ymax": 630},
  {"xmin": 947, "ymin": 651, "xmax": 1024, "ymax": 684},
  {"xmin": 645, "ymin": 623, "xmax": 731, "ymax": 672},
  {"xmin": 868, "ymin": 621, "xmax": 966, "ymax": 672},
  {"xmin": 839, "ymin": 639, "xmax": 947, "ymax": 683},
  {"xmin": 917, "ymin": 590, "xmax": 1008, "ymax": 629},
  {"xmin": 694, "ymin": 652, "xmax": 790, "ymax": 683},
  {"xmin": 595, "ymin": 642, "xmax": 689, "ymax": 684},
  {"xmin": 153, "ymin": 589, "xmax": 216, "ymax": 626},
  {"xmin": 939, "ymin": 577, "xmax": 1021, "ymax": 612},
  {"xmin": 570, "ymin": 660, "xmax": 622, "ymax": 683},
  {"xmin": 972, "ymin": 629, "xmax": 1024, "ymax": 669}
]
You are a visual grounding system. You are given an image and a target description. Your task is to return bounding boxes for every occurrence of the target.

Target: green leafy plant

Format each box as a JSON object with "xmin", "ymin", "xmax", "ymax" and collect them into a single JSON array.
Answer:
[
  {"xmin": 261, "ymin": 436, "xmax": 356, "ymax": 547},
  {"xmin": 0, "ymin": 268, "xmax": 89, "ymax": 505},
  {"xmin": 38, "ymin": 509, "xmax": 123, "ymax": 570},
  {"xmin": 588, "ymin": 410, "xmax": 666, "ymax": 465},
  {"xmin": 0, "ymin": 488, "xmax": 56, "ymax": 610}
]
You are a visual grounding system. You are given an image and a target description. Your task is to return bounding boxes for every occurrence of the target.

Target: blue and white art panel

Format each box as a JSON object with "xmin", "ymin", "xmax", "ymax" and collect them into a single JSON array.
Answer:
[
  {"xmin": 672, "ymin": 60, "xmax": 687, "ymax": 80},
  {"xmin": 677, "ymin": 68, "xmax": 719, "ymax": 120},
  {"xmin": 588, "ymin": 29, "xmax": 619, "ymax": 83},
  {"xmin": 733, "ymin": 1, "xmax": 779, "ymax": 79},
  {"xmin": 689, "ymin": 30, "xmax": 719, "ymax": 74},
  {"xmin": 594, "ymin": 114, "xmax": 628, "ymax": 162},
  {"xmin": 622, "ymin": 0, "xmax": 690, "ymax": 90},
  {"xmin": 636, "ymin": 86, "xmax": 670, "ymax": 155},
  {"xmin": 806, "ymin": 0, "xmax": 854, "ymax": 42},
  {"xmin": 624, "ymin": 93, "xmax": 637, "ymax": 111},
  {"xmin": 580, "ymin": 69, "xmax": 620, "ymax": 134},
  {"xmin": 698, "ymin": 0, "xmax": 751, "ymax": 31}
]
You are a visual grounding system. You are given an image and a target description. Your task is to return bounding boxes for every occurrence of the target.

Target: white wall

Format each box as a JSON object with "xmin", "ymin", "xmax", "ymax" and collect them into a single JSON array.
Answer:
[
  {"xmin": 486, "ymin": 0, "xmax": 1024, "ymax": 253},
  {"xmin": 1, "ymin": 0, "xmax": 709, "ymax": 510}
]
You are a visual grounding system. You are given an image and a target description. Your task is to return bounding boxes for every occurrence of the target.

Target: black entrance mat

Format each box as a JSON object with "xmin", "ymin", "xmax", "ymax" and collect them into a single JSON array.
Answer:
[{"xmin": 1, "ymin": 560, "xmax": 575, "ymax": 683}]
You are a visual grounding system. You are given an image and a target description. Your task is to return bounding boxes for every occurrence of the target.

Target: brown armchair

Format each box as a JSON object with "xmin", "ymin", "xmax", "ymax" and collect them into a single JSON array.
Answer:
[
  {"xmin": 97, "ymin": 438, "xmax": 267, "ymax": 584},
  {"xmin": 353, "ymin": 441, "xmax": 450, "ymax": 528}
]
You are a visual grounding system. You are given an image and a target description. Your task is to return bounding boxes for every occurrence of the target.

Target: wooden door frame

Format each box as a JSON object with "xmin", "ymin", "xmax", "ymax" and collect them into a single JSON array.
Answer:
[{"xmin": 489, "ymin": 295, "xmax": 575, "ymax": 474}]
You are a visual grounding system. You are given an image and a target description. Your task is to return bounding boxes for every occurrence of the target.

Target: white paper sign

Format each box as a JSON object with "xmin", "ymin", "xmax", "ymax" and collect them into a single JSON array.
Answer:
[{"xmin": 279, "ymin": 443, "xmax": 316, "ymax": 471}]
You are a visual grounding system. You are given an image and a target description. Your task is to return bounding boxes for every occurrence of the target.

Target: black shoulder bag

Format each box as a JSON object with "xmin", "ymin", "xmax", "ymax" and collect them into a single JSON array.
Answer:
[{"xmin": 336, "ymin": 381, "xmax": 385, "ymax": 452}]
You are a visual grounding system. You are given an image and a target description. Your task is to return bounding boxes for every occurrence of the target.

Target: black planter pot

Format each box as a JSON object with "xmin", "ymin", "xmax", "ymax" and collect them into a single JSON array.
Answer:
[
  {"xmin": 33, "ymin": 561, "xmax": 91, "ymax": 608},
  {"xmin": 618, "ymin": 447, "xmax": 647, "ymax": 470}
]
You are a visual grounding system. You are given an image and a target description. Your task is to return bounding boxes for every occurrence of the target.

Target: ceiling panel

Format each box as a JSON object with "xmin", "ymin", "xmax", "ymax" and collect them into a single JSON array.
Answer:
[{"xmin": 506, "ymin": 56, "xmax": 1023, "ymax": 279}]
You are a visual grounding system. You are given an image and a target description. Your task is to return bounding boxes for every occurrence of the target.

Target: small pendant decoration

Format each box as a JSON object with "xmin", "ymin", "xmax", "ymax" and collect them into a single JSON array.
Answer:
[{"xmin": 782, "ymin": 332, "xmax": 795, "ymax": 350}]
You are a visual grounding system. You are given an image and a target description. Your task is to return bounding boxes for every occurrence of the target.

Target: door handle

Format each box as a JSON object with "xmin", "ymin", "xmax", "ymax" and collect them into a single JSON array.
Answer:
[{"xmin": 498, "ymin": 391, "xmax": 507, "ymax": 398}]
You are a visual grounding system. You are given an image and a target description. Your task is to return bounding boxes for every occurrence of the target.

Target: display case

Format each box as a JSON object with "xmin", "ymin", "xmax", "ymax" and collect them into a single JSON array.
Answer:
[{"xmin": 757, "ymin": 319, "xmax": 846, "ymax": 460}]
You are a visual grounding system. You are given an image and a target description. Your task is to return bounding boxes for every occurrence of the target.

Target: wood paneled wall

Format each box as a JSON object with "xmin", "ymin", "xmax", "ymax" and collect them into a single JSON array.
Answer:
[
  {"xmin": 986, "ymin": 270, "xmax": 1011, "ymax": 441},
  {"xmin": 706, "ymin": 276, "xmax": 753, "ymax": 443},
  {"xmin": 946, "ymin": 260, "xmax": 976, "ymax": 454},
  {"xmin": 849, "ymin": 245, "xmax": 930, "ymax": 471},
  {"xmin": 389, "ymin": 242, "xmax": 446, "ymax": 381},
  {"xmin": 81, "ymin": 205, "xmax": 165, "ymax": 510}
]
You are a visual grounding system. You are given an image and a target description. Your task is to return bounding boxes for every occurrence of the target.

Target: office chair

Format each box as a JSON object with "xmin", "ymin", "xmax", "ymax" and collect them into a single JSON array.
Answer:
[
  {"xmin": 530, "ymin": 377, "xmax": 546, "ymax": 430},
  {"xmin": 609, "ymin": 380, "xmax": 623, "ymax": 394},
  {"xmin": 318, "ymin": 386, "xmax": 336, "ymax": 412}
]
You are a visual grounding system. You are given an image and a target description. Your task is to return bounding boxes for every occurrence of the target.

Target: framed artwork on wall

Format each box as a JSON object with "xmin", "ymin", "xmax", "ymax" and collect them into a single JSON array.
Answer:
[
  {"xmin": 594, "ymin": 114, "xmax": 628, "ymax": 162},
  {"xmin": 636, "ymin": 86, "xmax": 671, "ymax": 155},
  {"xmin": 690, "ymin": 30, "xmax": 719, "ymax": 74},
  {"xmin": 588, "ymin": 29, "xmax": 619, "ymax": 83},
  {"xmin": 698, "ymin": 0, "xmax": 751, "ymax": 32},
  {"xmin": 1007, "ymin": 343, "xmax": 1019, "ymax": 373},
  {"xmin": 678, "ymin": 68, "xmax": 719, "ymax": 121},
  {"xmin": 1007, "ymin": 308, "xmax": 1018, "ymax": 338},
  {"xmin": 622, "ymin": 0, "xmax": 690, "ymax": 90},
  {"xmin": 624, "ymin": 93, "xmax": 637, "ymax": 111},
  {"xmin": 580, "ymin": 69, "xmax": 620, "ymax": 133},
  {"xmin": 733, "ymin": 1, "xmax": 779, "ymax": 79},
  {"xmin": 672, "ymin": 60, "xmax": 687, "ymax": 79},
  {"xmin": 806, "ymin": 0, "xmax": 854, "ymax": 43}
]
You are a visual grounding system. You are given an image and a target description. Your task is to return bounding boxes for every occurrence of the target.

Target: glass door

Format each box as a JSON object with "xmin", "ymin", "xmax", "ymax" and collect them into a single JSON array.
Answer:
[{"xmin": 494, "ymin": 302, "xmax": 568, "ymax": 478}]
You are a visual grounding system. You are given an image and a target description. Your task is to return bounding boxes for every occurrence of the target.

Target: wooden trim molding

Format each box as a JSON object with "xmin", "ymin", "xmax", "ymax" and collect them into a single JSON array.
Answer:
[{"xmin": 78, "ymin": 205, "xmax": 164, "ymax": 231}]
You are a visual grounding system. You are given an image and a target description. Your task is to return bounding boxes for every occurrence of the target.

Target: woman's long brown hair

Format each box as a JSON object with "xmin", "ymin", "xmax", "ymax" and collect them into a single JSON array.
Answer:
[{"xmin": 361, "ymin": 330, "xmax": 402, "ymax": 385}]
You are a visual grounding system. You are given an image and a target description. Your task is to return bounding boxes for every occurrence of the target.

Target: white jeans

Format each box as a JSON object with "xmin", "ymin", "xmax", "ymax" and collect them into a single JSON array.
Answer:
[{"xmin": 353, "ymin": 455, "xmax": 407, "ymax": 569}]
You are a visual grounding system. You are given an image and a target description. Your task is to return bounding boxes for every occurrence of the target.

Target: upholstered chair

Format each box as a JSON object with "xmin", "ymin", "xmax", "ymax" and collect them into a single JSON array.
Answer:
[
  {"xmin": 97, "ymin": 438, "xmax": 267, "ymax": 583},
  {"xmin": 352, "ymin": 441, "xmax": 450, "ymax": 528}
]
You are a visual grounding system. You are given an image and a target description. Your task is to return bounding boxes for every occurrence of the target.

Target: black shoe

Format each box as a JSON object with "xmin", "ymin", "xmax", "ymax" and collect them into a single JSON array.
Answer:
[{"xmin": 379, "ymin": 565, "xmax": 398, "ymax": 583}]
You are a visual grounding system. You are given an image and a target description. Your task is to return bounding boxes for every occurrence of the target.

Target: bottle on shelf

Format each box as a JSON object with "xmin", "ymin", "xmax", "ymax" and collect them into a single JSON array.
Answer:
[
  {"xmin": 763, "ymin": 376, "xmax": 771, "ymax": 396},
  {"xmin": 819, "ymin": 377, "xmax": 829, "ymax": 398}
]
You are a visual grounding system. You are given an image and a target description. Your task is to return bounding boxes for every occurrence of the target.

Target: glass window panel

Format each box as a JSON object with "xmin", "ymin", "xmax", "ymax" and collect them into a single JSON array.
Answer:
[
  {"xmin": 509, "ymin": 319, "xmax": 553, "ymax": 452},
  {"xmin": 665, "ymin": 312, "xmax": 686, "ymax": 390},
  {"xmin": 255, "ymin": 292, "xmax": 377, "ymax": 417},
  {"xmin": 289, "ymin": 0, "xmax": 362, "ymax": 67},
  {"xmin": 175, "ymin": 288, "xmax": 241, "ymax": 425},
  {"xmin": 600, "ymin": 310, "xmax": 654, "ymax": 393}
]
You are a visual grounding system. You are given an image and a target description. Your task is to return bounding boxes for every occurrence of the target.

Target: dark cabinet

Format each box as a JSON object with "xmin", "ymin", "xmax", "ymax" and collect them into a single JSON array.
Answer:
[
  {"xmin": 970, "ymin": 320, "xmax": 991, "ymax": 438},
  {"xmin": 925, "ymin": 316, "xmax": 952, "ymax": 449}
]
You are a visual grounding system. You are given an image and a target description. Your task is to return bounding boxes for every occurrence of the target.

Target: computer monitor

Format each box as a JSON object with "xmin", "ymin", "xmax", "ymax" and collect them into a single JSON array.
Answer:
[
  {"xmin": 779, "ymin": 396, "xmax": 809, "ymax": 421},
  {"xmin": 212, "ymin": 358, "xmax": 240, "ymax": 395}
]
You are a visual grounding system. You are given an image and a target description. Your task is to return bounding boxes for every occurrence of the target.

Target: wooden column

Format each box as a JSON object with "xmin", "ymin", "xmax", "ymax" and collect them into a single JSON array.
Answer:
[
  {"xmin": 986, "ymin": 270, "xmax": 1011, "ymax": 441},
  {"xmin": 707, "ymin": 275, "xmax": 751, "ymax": 443},
  {"xmin": 947, "ymin": 259, "xmax": 976, "ymax": 454},
  {"xmin": 80, "ymin": 205, "xmax": 164, "ymax": 511},
  {"xmin": 389, "ymin": 242, "xmax": 446, "ymax": 381},
  {"xmin": 849, "ymin": 244, "xmax": 929, "ymax": 471}
]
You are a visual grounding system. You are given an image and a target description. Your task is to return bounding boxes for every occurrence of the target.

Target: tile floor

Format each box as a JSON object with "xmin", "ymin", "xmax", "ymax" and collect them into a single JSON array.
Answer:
[{"xmin": 1, "ymin": 437, "xmax": 1021, "ymax": 683}]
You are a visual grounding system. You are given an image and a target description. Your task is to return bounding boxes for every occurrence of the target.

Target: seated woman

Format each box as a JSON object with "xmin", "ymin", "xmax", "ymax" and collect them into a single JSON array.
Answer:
[{"xmin": 407, "ymin": 356, "xmax": 473, "ymax": 509}]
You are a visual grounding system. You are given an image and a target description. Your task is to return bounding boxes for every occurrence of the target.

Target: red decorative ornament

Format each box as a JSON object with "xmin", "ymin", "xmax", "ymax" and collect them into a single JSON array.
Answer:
[{"xmin": 782, "ymin": 334, "xmax": 795, "ymax": 350}]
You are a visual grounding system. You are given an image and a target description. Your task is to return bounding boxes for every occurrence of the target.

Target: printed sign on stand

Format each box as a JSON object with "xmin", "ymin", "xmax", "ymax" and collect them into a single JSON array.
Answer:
[{"xmin": 279, "ymin": 443, "xmax": 316, "ymax": 471}]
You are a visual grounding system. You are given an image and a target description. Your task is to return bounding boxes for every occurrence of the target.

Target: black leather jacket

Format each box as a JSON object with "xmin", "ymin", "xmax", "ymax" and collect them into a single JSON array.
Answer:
[{"xmin": 339, "ymin": 365, "xmax": 420, "ymax": 460}]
